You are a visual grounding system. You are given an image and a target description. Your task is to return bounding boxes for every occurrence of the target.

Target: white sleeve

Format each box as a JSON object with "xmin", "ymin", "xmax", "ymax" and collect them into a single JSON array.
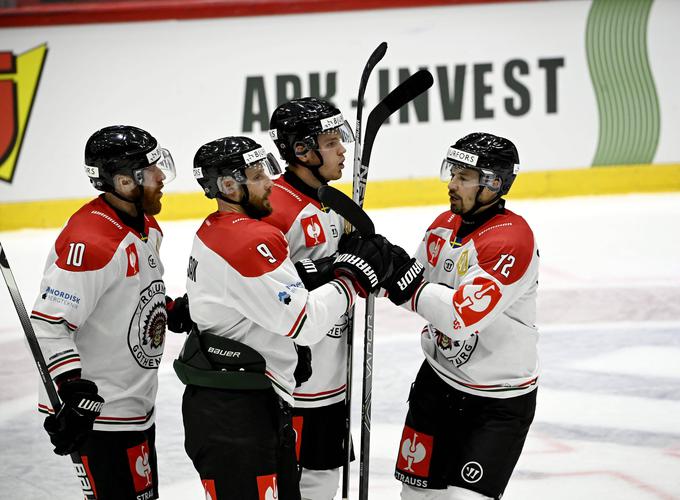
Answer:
[{"xmin": 229, "ymin": 257, "xmax": 356, "ymax": 346}]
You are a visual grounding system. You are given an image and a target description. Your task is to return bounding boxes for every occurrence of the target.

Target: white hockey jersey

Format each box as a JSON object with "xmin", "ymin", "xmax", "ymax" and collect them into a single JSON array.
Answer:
[
  {"xmin": 264, "ymin": 174, "xmax": 347, "ymax": 408},
  {"xmin": 405, "ymin": 207, "xmax": 540, "ymax": 399},
  {"xmin": 31, "ymin": 196, "xmax": 166, "ymax": 431},
  {"xmin": 185, "ymin": 210, "xmax": 356, "ymax": 406}
]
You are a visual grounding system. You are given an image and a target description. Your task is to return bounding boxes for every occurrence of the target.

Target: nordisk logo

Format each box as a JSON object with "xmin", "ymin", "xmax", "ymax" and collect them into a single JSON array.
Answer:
[
  {"xmin": 42, "ymin": 286, "xmax": 81, "ymax": 308},
  {"xmin": 0, "ymin": 44, "xmax": 48, "ymax": 184}
]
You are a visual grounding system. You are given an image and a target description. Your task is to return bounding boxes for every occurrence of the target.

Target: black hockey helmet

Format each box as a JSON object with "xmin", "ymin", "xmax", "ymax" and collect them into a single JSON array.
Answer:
[
  {"xmin": 268, "ymin": 97, "xmax": 354, "ymax": 164},
  {"xmin": 440, "ymin": 132, "xmax": 520, "ymax": 196},
  {"xmin": 84, "ymin": 125, "xmax": 175, "ymax": 192},
  {"xmin": 193, "ymin": 136, "xmax": 281, "ymax": 199}
]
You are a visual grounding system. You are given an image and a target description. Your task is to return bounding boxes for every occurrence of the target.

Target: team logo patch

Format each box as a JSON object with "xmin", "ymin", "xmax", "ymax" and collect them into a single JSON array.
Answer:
[
  {"xmin": 426, "ymin": 234, "xmax": 445, "ymax": 266},
  {"xmin": 0, "ymin": 44, "xmax": 47, "ymax": 184},
  {"xmin": 327, "ymin": 313, "xmax": 348, "ymax": 338},
  {"xmin": 453, "ymin": 277, "xmax": 502, "ymax": 326},
  {"xmin": 396, "ymin": 425, "xmax": 433, "ymax": 478},
  {"xmin": 256, "ymin": 473, "xmax": 278, "ymax": 500},
  {"xmin": 278, "ymin": 291, "xmax": 291, "ymax": 305},
  {"xmin": 292, "ymin": 415, "xmax": 303, "ymax": 461},
  {"xmin": 456, "ymin": 250, "xmax": 469, "ymax": 276},
  {"xmin": 461, "ymin": 461, "xmax": 483, "ymax": 483},
  {"xmin": 202, "ymin": 479, "xmax": 217, "ymax": 500},
  {"xmin": 125, "ymin": 243, "xmax": 140, "ymax": 277},
  {"xmin": 435, "ymin": 330, "xmax": 478, "ymax": 367},
  {"xmin": 127, "ymin": 280, "xmax": 166, "ymax": 368},
  {"xmin": 301, "ymin": 214, "xmax": 326, "ymax": 247},
  {"xmin": 126, "ymin": 441, "xmax": 153, "ymax": 494}
]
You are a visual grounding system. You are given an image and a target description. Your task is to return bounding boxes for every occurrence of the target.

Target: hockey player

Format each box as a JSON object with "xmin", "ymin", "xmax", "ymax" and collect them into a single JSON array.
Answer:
[
  {"xmin": 31, "ymin": 125, "xmax": 187, "ymax": 500},
  {"xmin": 380, "ymin": 133, "xmax": 539, "ymax": 500},
  {"xmin": 264, "ymin": 97, "xmax": 356, "ymax": 500},
  {"xmin": 177, "ymin": 136, "xmax": 393, "ymax": 500}
]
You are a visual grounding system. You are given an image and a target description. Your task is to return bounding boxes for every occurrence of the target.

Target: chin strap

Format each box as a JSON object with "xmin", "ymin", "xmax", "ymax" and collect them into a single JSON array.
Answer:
[
  {"xmin": 464, "ymin": 186, "xmax": 502, "ymax": 216},
  {"xmin": 294, "ymin": 150, "xmax": 328, "ymax": 185},
  {"xmin": 110, "ymin": 186, "xmax": 145, "ymax": 215}
]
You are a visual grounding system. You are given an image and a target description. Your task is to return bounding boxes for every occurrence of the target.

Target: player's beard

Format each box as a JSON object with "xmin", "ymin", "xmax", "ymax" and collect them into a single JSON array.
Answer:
[
  {"xmin": 141, "ymin": 186, "xmax": 163, "ymax": 215},
  {"xmin": 243, "ymin": 193, "xmax": 272, "ymax": 219}
]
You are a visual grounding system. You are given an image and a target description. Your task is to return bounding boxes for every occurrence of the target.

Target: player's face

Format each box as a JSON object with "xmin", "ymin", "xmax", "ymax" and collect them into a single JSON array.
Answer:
[
  {"xmin": 316, "ymin": 131, "xmax": 346, "ymax": 181},
  {"xmin": 244, "ymin": 164, "xmax": 274, "ymax": 217},
  {"xmin": 448, "ymin": 168, "xmax": 482, "ymax": 214},
  {"xmin": 141, "ymin": 164, "xmax": 166, "ymax": 215}
]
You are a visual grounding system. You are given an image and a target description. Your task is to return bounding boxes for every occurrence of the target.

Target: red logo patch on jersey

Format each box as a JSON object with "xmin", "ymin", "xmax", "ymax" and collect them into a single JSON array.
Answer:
[
  {"xmin": 126, "ymin": 441, "xmax": 153, "ymax": 493},
  {"xmin": 125, "ymin": 243, "xmax": 140, "ymax": 277},
  {"xmin": 202, "ymin": 479, "xmax": 217, "ymax": 500},
  {"xmin": 396, "ymin": 425, "xmax": 434, "ymax": 478},
  {"xmin": 256, "ymin": 473, "xmax": 278, "ymax": 500},
  {"xmin": 453, "ymin": 277, "xmax": 502, "ymax": 326},
  {"xmin": 301, "ymin": 214, "xmax": 326, "ymax": 247},
  {"xmin": 426, "ymin": 234, "xmax": 445, "ymax": 266},
  {"xmin": 292, "ymin": 415, "xmax": 304, "ymax": 461}
]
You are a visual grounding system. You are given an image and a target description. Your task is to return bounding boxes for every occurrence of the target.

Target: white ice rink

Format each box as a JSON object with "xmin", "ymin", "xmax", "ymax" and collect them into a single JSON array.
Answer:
[{"xmin": 1, "ymin": 193, "xmax": 679, "ymax": 499}]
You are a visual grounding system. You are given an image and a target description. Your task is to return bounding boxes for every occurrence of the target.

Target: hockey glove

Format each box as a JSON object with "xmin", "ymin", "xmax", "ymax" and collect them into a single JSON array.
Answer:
[
  {"xmin": 166, "ymin": 294, "xmax": 192, "ymax": 333},
  {"xmin": 294, "ymin": 345, "xmax": 313, "ymax": 387},
  {"xmin": 43, "ymin": 378, "xmax": 104, "ymax": 455},
  {"xmin": 333, "ymin": 232, "xmax": 393, "ymax": 297},
  {"xmin": 382, "ymin": 245, "xmax": 425, "ymax": 305},
  {"xmin": 294, "ymin": 256, "xmax": 335, "ymax": 291}
]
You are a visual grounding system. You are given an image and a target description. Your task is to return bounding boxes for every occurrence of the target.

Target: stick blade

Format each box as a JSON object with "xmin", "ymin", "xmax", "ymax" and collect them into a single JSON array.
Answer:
[
  {"xmin": 362, "ymin": 69, "xmax": 434, "ymax": 166},
  {"xmin": 318, "ymin": 185, "xmax": 375, "ymax": 236}
]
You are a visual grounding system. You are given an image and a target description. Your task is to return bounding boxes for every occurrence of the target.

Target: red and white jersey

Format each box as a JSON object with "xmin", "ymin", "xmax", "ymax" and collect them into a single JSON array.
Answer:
[
  {"xmin": 264, "ymin": 175, "xmax": 347, "ymax": 408},
  {"xmin": 31, "ymin": 196, "xmax": 166, "ymax": 431},
  {"xmin": 406, "ymin": 207, "xmax": 540, "ymax": 399},
  {"xmin": 186, "ymin": 210, "xmax": 356, "ymax": 406}
]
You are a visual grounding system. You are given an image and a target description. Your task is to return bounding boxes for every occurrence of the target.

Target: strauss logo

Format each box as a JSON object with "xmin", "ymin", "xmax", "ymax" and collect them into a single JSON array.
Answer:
[
  {"xmin": 135, "ymin": 444, "xmax": 152, "ymax": 486},
  {"xmin": 400, "ymin": 432, "xmax": 427, "ymax": 472}
]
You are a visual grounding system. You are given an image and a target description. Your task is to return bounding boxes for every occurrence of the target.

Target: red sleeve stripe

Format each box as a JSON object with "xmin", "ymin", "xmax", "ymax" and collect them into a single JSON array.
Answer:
[
  {"xmin": 411, "ymin": 282, "xmax": 428, "ymax": 311},
  {"xmin": 31, "ymin": 310, "xmax": 78, "ymax": 331},
  {"xmin": 429, "ymin": 361, "xmax": 538, "ymax": 393},
  {"xmin": 47, "ymin": 357, "xmax": 81, "ymax": 373},
  {"xmin": 286, "ymin": 306, "xmax": 308, "ymax": 339},
  {"xmin": 330, "ymin": 277, "xmax": 354, "ymax": 310}
]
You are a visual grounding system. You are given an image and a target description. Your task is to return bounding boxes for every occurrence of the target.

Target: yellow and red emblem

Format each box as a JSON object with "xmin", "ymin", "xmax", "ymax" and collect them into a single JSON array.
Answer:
[{"xmin": 0, "ymin": 44, "xmax": 47, "ymax": 183}]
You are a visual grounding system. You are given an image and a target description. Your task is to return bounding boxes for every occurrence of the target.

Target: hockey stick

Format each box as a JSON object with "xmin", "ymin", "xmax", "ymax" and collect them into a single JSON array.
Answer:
[
  {"xmin": 343, "ymin": 41, "xmax": 387, "ymax": 500},
  {"xmin": 319, "ymin": 186, "xmax": 374, "ymax": 237},
  {"xmin": 355, "ymin": 68, "xmax": 434, "ymax": 500},
  {"xmin": 0, "ymin": 242, "xmax": 97, "ymax": 500}
]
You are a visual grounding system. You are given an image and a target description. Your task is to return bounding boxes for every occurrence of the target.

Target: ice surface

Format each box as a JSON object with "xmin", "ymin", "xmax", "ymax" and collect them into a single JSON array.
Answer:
[{"xmin": 1, "ymin": 193, "xmax": 679, "ymax": 499}]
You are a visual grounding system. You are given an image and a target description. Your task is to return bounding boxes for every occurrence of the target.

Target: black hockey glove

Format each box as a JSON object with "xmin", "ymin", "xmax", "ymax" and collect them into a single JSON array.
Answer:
[
  {"xmin": 294, "ymin": 345, "xmax": 313, "ymax": 387},
  {"xmin": 333, "ymin": 232, "xmax": 393, "ymax": 297},
  {"xmin": 166, "ymin": 294, "xmax": 192, "ymax": 333},
  {"xmin": 382, "ymin": 244, "xmax": 425, "ymax": 306},
  {"xmin": 43, "ymin": 378, "xmax": 104, "ymax": 456},
  {"xmin": 294, "ymin": 256, "xmax": 335, "ymax": 291}
]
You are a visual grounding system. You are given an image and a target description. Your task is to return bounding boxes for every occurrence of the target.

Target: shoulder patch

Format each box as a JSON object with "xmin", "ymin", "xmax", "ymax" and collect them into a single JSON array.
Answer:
[
  {"xmin": 197, "ymin": 212, "xmax": 289, "ymax": 277},
  {"xmin": 475, "ymin": 210, "xmax": 536, "ymax": 285},
  {"xmin": 54, "ymin": 198, "xmax": 127, "ymax": 272}
]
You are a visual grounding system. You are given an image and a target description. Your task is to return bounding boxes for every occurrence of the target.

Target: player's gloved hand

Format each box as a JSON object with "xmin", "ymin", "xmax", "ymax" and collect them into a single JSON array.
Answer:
[
  {"xmin": 294, "ymin": 345, "xmax": 312, "ymax": 387},
  {"xmin": 294, "ymin": 256, "xmax": 335, "ymax": 291},
  {"xmin": 43, "ymin": 378, "xmax": 104, "ymax": 456},
  {"xmin": 382, "ymin": 244, "xmax": 425, "ymax": 305},
  {"xmin": 334, "ymin": 232, "xmax": 393, "ymax": 297},
  {"xmin": 166, "ymin": 294, "xmax": 192, "ymax": 333}
]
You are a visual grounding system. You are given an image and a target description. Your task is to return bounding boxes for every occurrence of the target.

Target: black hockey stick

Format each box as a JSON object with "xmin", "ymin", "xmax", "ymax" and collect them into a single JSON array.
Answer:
[
  {"xmin": 0, "ymin": 242, "xmax": 97, "ymax": 500},
  {"xmin": 319, "ymin": 186, "xmax": 375, "ymax": 237},
  {"xmin": 343, "ymin": 41, "xmax": 387, "ymax": 500},
  {"xmin": 355, "ymin": 69, "xmax": 434, "ymax": 500}
]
